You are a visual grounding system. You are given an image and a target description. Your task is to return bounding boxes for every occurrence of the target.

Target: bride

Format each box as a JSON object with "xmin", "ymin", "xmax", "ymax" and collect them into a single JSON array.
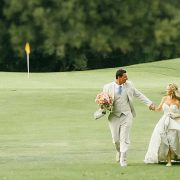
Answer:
[{"xmin": 144, "ymin": 83, "xmax": 180, "ymax": 166}]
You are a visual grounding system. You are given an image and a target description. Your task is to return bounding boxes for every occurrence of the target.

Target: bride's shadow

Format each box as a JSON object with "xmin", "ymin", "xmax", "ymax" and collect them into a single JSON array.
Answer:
[
  {"xmin": 129, "ymin": 161, "xmax": 180, "ymax": 167},
  {"xmin": 159, "ymin": 160, "xmax": 180, "ymax": 166}
]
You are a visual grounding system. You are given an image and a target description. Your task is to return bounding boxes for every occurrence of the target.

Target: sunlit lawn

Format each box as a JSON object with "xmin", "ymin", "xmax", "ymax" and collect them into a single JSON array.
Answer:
[{"xmin": 0, "ymin": 58, "xmax": 180, "ymax": 180}]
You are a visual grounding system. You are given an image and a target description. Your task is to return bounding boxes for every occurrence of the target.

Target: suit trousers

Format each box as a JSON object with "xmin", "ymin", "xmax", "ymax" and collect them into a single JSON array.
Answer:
[{"xmin": 108, "ymin": 112, "xmax": 133, "ymax": 153}]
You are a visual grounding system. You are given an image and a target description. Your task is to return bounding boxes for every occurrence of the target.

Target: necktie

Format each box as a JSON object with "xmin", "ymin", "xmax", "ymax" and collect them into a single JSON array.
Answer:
[{"xmin": 118, "ymin": 85, "xmax": 122, "ymax": 94}]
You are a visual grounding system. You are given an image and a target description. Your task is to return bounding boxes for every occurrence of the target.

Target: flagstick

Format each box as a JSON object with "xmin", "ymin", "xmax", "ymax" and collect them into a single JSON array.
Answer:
[
  {"xmin": 25, "ymin": 42, "xmax": 30, "ymax": 78},
  {"xmin": 27, "ymin": 53, "xmax": 29, "ymax": 78}
]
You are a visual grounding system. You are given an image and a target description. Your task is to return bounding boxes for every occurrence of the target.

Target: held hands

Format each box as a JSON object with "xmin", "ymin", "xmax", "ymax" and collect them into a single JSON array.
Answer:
[{"xmin": 149, "ymin": 104, "xmax": 156, "ymax": 111}]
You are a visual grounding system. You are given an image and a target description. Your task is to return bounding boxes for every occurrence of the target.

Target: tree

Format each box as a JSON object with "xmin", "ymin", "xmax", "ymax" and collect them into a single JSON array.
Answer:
[{"xmin": 1, "ymin": 0, "xmax": 180, "ymax": 71}]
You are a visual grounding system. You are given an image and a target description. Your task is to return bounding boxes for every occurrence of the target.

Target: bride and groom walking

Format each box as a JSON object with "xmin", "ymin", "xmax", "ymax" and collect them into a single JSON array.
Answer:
[{"xmin": 95, "ymin": 68, "xmax": 180, "ymax": 167}]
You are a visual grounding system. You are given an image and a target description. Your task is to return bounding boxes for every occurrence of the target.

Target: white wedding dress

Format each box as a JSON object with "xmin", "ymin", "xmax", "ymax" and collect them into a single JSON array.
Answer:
[{"xmin": 144, "ymin": 103, "xmax": 180, "ymax": 163}]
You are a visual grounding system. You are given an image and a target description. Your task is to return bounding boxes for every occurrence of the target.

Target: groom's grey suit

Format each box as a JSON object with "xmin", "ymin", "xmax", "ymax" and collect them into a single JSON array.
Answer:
[{"xmin": 103, "ymin": 80, "xmax": 152, "ymax": 154}]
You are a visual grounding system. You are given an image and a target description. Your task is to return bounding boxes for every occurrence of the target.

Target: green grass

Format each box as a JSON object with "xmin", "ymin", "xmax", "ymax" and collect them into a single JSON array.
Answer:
[{"xmin": 0, "ymin": 58, "xmax": 180, "ymax": 180}]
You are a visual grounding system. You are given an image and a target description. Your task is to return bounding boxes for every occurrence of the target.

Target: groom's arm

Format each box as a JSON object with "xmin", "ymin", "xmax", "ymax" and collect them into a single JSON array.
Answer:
[
  {"xmin": 126, "ymin": 80, "xmax": 153, "ymax": 107},
  {"xmin": 133, "ymin": 87, "xmax": 154, "ymax": 108}
]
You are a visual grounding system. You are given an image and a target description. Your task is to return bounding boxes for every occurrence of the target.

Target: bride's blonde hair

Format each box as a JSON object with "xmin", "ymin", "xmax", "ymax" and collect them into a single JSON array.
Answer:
[{"xmin": 168, "ymin": 83, "xmax": 180, "ymax": 100}]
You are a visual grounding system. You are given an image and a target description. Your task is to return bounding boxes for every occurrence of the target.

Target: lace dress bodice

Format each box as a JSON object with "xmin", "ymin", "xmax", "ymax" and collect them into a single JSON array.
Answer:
[{"xmin": 162, "ymin": 103, "xmax": 179, "ymax": 114}]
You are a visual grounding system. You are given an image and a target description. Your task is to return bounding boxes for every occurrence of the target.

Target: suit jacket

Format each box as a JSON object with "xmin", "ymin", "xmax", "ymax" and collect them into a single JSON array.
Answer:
[{"xmin": 103, "ymin": 80, "xmax": 152, "ymax": 117}]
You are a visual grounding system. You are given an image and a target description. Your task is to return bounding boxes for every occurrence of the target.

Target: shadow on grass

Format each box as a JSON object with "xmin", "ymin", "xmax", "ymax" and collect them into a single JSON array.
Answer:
[
  {"xmin": 159, "ymin": 160, "xmax": 180, "ymax": 166},
  {"xmin": 125, "ymin": 161, "xmax": 180, "ymax": 167},
  {"xmin": 132, "ymin": 162, "xmax": 180, "ymax": 167}
]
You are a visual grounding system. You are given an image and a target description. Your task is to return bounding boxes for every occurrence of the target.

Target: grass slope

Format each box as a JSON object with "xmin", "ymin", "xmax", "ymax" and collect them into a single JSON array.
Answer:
[{"xmin": 0, "ymin": 58, "xmax": 180, "ymax": 180}]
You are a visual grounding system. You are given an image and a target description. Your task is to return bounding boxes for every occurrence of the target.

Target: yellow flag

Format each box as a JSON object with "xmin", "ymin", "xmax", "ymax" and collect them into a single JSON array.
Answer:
[{"xmin": 25, "ymin": 42, "xmax": 30, "ymax": 54}]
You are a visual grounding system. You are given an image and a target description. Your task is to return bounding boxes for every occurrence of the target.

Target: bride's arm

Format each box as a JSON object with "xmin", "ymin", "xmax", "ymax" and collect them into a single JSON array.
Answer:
[
  {"xmin": 171, "ymin": 113, "xmax": 180, "ymax": 118},
  {"xmin": 154, "ymin": 96, "xmax": 166, "ymax": 112},
  {"xmin": 170, "ymin": 111, "xmax": 180, "ymax": 119}
]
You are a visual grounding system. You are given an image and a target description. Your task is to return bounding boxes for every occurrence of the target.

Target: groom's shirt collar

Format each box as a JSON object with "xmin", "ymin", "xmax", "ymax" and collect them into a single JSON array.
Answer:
[
  {"xmin": 114, "ymin": 82, "xmax": 124, "ymax": 88},
  {"xmin": 114, "ymin": 82, "xmax": 124, "ymax": 93}
]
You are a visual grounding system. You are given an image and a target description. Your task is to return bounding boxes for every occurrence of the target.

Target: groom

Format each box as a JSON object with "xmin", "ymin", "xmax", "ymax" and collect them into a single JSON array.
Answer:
[{"xmin": 103, "ymin": 69, "xmax": 154, "ymax": 167}]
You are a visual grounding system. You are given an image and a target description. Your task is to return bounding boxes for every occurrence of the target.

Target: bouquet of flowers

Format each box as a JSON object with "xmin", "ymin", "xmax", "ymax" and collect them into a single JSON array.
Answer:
[{"xmin": 95, "ymin": 92, "xmax": 113, "ymax": 112}]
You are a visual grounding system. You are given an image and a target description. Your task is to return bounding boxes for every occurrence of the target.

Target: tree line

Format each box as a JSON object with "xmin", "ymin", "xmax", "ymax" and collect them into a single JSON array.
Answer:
[{"xmin": 0, "ymin": 0, "xmax": 179, "ymax": 72}]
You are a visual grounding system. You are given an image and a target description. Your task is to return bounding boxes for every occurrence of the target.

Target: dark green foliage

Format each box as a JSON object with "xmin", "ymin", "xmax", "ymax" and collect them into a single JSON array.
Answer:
[{"xmin": 0, "ymin": 0, "xmax": 179, "ymax": 72}]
